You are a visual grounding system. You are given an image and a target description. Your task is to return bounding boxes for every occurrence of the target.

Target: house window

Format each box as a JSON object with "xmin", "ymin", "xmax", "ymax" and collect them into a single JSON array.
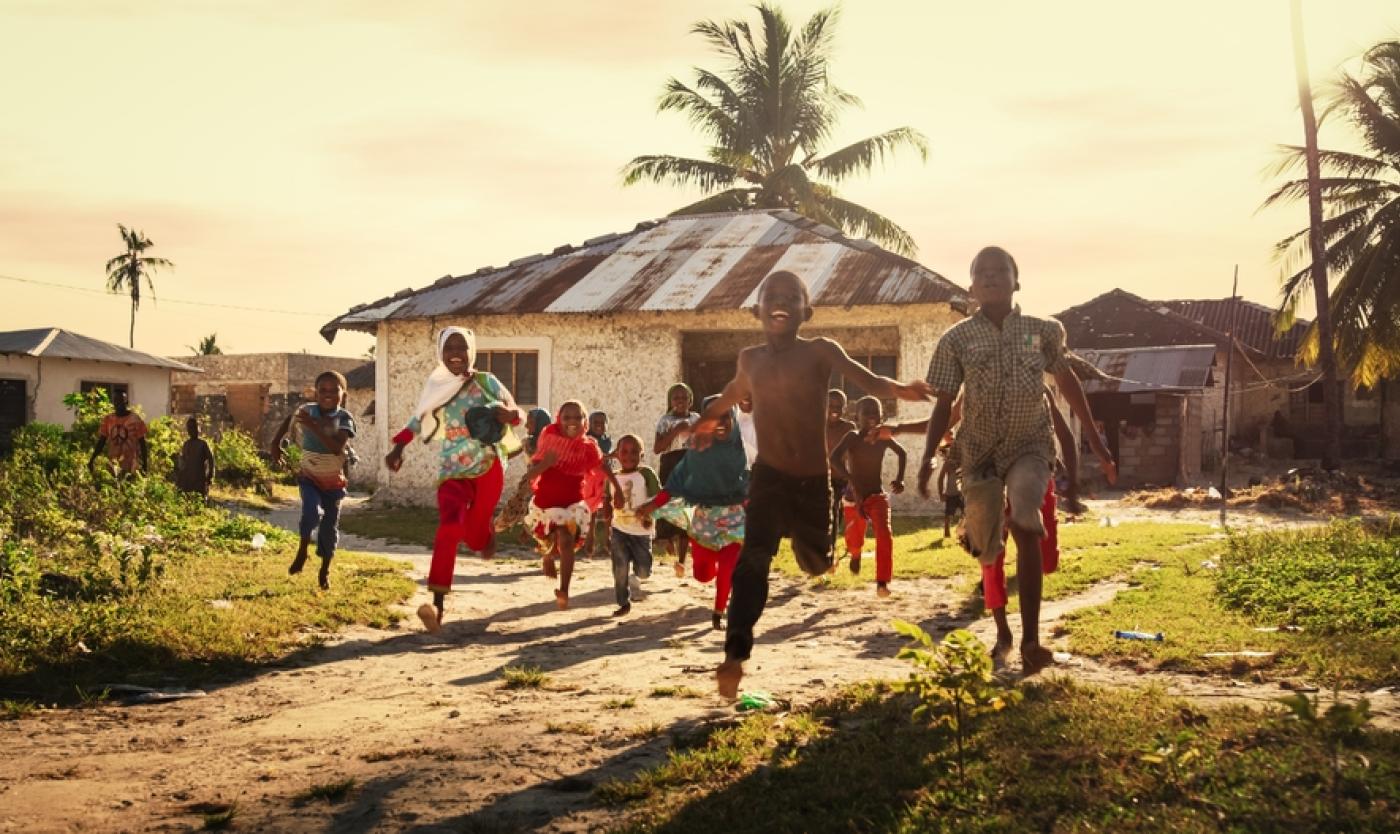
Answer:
[
  {"xmin": 478, "ymin": 351, "xmax": 539, "ymax": 407},
  {"xmin": 830, "ymin": 354, "xmax": 898, "ymax": 415},
  {"xmin": 80, "ymin": 380, "xmax": 129, "ymax": 404}
]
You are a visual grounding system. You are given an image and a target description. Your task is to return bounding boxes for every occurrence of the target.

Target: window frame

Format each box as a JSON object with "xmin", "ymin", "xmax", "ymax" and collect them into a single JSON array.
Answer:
[
  {"xmin": 829, "ymin": 353, "xmax": 899, "ymax": 417},
  {"xmin": 474, "ymin": 336, "xmax": 552, "ymax": 410}
]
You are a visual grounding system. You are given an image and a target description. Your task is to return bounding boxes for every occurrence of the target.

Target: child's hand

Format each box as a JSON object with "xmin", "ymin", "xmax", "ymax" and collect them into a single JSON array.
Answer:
[
  {"xmin": 293, "ymin": 408, "xmax": 316, "ymax": 428},
  {"xmin": 890, "ymin": 479, "xmax": 905, "ymax": 495},
  {"xmin": 635, "ymin": 502, "xmax": 655, "ymax": 522},
  {"xmin": 385, "ymin": 446, "xmax": 404, "ymax": 472},
  {"xmin": 1099, "ymin": 456, "xmax": 1118, "ymax": 485},
  {"xmin": 896, "ymin": 380, "xmax": 935, "ymax": 401},
  {"xmin": 690, "ymin": 417, "xmax": 718, "ymax": 450},
  {"xmin": 613, "ymin": 490, "xmax": 626, "ymax": 509},
  {"xmin": 540, "ymin": 450, "xmax": 559, "ymax": 467},
  {"xmin": 492, "ymin": 405, "xmax": 516, "ymax": 424}
]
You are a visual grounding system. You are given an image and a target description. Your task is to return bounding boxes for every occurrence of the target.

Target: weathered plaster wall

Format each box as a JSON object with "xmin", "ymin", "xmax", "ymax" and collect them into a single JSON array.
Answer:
[
  {"xmin": 0, "ymin": 355, "xmax": 172, "ymax": 426},
  {"xmin": 344, "ymin": 386, "xmax": 380, "ymax": 489},
  {"xmin": 371, "ymin": 303, "xmax": 962, "ymax": 511}
]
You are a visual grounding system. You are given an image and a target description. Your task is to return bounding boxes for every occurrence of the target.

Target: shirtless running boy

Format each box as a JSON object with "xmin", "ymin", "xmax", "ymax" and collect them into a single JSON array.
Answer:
[
  {"xmin": 691, "ymin": 270, "xmax": 932, "ymax": 698},
  {"xmin": 829, "ymin": 396, "xmax": 907, "ymax": 597}
]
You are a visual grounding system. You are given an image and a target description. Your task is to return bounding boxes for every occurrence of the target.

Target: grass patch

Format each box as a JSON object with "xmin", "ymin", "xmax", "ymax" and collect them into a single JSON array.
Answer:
[
  {"xmin": 650, "ymin": 686, "xmax": 705, "ymax": 699},
  {"xmin": 294, "ymin": 777, "xmax": 357, "ymax": 805},
  {"xmin": 604, "ymin": 697, "xmax": 637, "ymax": 710},
  {"xmin": 500, "ymin": 664, "xmax": 550, "ymax": 689},
  {"xmin": 1, "ymin": 698, "xmax": 38, "ymax": 720},
  {"xmin": 598, "ymin": 678, "xmax": 1400, "ymax": 833},
  {"xmin": 547, "ymin": 721, "xmax": 597, "ymax": 736},
  {"xmin": 200, "ymin": 803, "xmax": 237, "ymax": 830},
  {"xmin": 772, "ymin": 518, "xmax": 1214, "ymax": 604},
  {"xmin": 1064, "ymin": 524, "xmax": 1400, "ymax": 687}
]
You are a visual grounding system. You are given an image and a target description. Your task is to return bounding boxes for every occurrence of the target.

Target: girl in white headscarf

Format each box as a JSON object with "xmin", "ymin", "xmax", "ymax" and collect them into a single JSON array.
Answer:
[{"xmin": 385, "ymin": 326, "xmax": 523, "ymax": 632}]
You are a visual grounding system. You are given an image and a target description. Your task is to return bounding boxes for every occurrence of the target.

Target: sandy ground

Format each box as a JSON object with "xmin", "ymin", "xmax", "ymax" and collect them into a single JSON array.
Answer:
[{"xmin": 1, "ymin": 498, "xmax": 1395, "ymax": 833}]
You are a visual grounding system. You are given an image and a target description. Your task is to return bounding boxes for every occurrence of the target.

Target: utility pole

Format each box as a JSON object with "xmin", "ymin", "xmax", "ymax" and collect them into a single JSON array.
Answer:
[
  {"xmin": 1291, "ymin": 0, "xmax": 1343, "ymax": 469},
  {"xmin": 1220, "ymin": 268, "xmax": 1239, "ymax": 524}
]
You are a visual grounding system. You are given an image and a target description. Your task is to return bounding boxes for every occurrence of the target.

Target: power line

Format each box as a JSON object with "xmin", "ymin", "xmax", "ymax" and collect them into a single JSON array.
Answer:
[{"xmin": 0, "ymin": 272, "xmax": 336, "ymax": 317}]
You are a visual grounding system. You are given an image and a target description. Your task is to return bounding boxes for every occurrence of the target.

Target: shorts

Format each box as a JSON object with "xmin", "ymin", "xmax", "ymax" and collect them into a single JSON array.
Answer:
[{"xmin": 961, "ymin": 455, "xmax": 1050, "ymax": 566}]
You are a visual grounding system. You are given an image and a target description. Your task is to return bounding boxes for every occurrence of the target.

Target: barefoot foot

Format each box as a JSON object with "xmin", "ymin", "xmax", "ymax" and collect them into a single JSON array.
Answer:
[
  {"xmin": 711, "ymin": 611, "xmax": 723, "ymax": 631},
  {"xmin": 554, "ymin": 589, "xmax": 569, "ymax": 611},
  {"xmin": 1020, "ymin": 643, "xmax": 1054, "ymax": 676},
  {"xmin": 672, "ymin": 561, "xmax": 685, "ymax": 578},
  {"xmin": 716, "ymin": 660, "xmax": 743, "ymax": 699},
  {"xmin": 416, "ymin": 603, "xmax": 441, "ymax": 634},
  {"xmin": 991, "ymin": 634, "xmax": 1013, "ymax": 663},
  {"xmin": 876, "ymin": 582, "xmax": 891, "ymax": 598}
]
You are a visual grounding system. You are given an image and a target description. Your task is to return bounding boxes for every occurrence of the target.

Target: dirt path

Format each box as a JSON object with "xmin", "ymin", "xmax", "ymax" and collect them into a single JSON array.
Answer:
[{"xmin": 2, "ymin": 501, "xmax": 1394, "ymax": 833}]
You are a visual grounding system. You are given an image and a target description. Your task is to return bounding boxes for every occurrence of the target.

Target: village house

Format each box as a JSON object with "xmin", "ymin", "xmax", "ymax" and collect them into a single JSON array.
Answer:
[
  {"xmin": 0, "ymin": 327, "xmax": 201, "ymax": 453},
  {"xmin": 169, "ymin": 353, "xmax": 378, "ymax": 486},
  {"xmin": 321, "ymin": 209, "xmax": 969, "ymax": 508}
]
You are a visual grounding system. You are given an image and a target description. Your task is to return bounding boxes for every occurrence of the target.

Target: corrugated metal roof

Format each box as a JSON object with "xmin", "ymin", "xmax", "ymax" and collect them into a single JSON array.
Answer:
[
  {"xmin": 1076, "ymin": 344, "xmax": 1217, "ymax": 394},
  {"xmin": 0, "ymin": 328, "xmax": 202, "ymax": 372},
  {"xmin": 1163, "ymin": 298, "xmax": 1308, "ymax": 360},
  {"xmin": 322, "ymin": 210, "xmax": 967, "ymax": 341}
]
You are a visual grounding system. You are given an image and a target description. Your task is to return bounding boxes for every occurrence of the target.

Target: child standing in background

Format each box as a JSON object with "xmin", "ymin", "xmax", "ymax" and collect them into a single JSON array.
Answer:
[
  {"xmin": 828, "ymin": 396, "xmax": 906, "ymax": 597},
  {"xmin": 525, "ymin": 401, "xmax": 621, "ymax": 610},
  {"xmin": 586, "ymin": 410, "xmax": 614, "ymax": 558},
  {"xmin": 654, "ymin": 383, "xmax": 699, "ymax": 576},
  {"xmin": 640, "ymin": 397, "xmax": 749, "ymax": 630},
  {"xmin": 385, "ymin": 327, "xmax": 522, "ymax": 632},
  {"xmin": 273, "ymin": 371, "xmax": 356, "ymax": 591},
  {"xmin": 608, "ymin": 434, "xmax": 659, "ymax": 616}
]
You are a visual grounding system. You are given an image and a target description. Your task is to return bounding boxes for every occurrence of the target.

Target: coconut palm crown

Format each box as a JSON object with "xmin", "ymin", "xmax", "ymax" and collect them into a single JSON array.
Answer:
[
  {"xmin": 105, "ymin": 224, "xmax": 173, "ymax": 348},
  {"xmin": 1264, "ymin": 40, "xmax": 1400, "ymax": 386},
  {"xmin": 622, "ymin": 4, "xmax": 928, "ymax": 256}
]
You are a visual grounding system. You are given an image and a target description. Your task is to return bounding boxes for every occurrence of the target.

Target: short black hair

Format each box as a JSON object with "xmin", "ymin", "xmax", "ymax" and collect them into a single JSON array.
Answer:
[
  {"xmin": 758, "ymin": 270, "xmax": 811, "ymax": 304},
  {"xmin": 827, "ymin": 389, "xmax": 848, "ymax": 405},
  {"xmin": 315, "ymin": 370, "xmax": 347, "ymax": 390},
  {"xmin": 855, "ymin": 395, "xmax": 882, "ymax": 418},
  {"xmin": 616, "ymin": 433, "xmax": 644, "ymax": 453},
  {"xmin": 970, "ymin": 246, "xmax": 1019, "ymax": 279}
]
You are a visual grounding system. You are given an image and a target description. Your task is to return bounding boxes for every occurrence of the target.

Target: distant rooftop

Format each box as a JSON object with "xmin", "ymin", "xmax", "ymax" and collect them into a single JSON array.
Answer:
[
  {"xmin": 0, "ymin": 328, "xmax": 201, "ymax": 372},
  {"xmin": 322, "ymin": 209, "xmax": 968, "ymax": 341}
]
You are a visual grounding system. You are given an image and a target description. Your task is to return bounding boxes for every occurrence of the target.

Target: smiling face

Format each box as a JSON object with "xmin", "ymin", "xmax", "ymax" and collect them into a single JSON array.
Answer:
[
  {"xmin": 441, "ymin": 333, "xmax": 471, "ymax": 376},
  {"xmin": 588, "ymin": 412, "xmax": 608, "ymax": 436},
  {"xmin": 857, "ymin": 400, "xmax": 882, "ymax": 431},
  {"xmin": 558, "ymin": 402, "xmax": 585, "ymax": 438},
  {"xmin": 970, "ymin": 248, "xmax": 1017, "ymax": 307},
  {"xmin": 315, "ymin": 377, "xmax": 344, "ymax": 411},
  {"xmin": 667, "ymin": 386, "xmax": 691, "ymax": 416},
  {"xmin": 615, "ymin": 436, "xmax": 642, "ymax": 471},
  {"xmin": 755, "ymin": 271, "xmax": 810, "ymax": 337},
  {"xmin": 827, "ymin": 391, "xmax": 847, "ymax": 425}
]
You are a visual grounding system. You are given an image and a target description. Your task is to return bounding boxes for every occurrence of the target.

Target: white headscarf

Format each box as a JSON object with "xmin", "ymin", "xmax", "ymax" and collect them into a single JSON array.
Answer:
[{"xmin": 407, "ymin": 326, "xmax": 477, "ymax": 430}]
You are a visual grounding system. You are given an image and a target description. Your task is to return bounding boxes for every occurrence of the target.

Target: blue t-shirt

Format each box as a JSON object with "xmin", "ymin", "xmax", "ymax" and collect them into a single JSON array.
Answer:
[{"xmin": 299, "ymin": 405, "xmax": 356, "ymax": 454}]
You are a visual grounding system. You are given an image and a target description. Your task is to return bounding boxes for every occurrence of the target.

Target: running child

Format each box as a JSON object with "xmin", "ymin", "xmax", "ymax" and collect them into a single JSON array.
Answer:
[
  {"xmin": 654, "ymin": 383, "xmax": 699, "ymax": 576},
  {"xmin": 385, "ymin": 327, "xmax": 523, "ymax": 632},
  {"xmin": 828, "ymin": 396, "xmax": 906, "ymax": 597},
  {"xmin": 691, "ymin": 270, "xmax": 933, "ymax": 697},
  {"xmin": 272, "ymin": 370, "xmax": 355, "ymax": 591},
  {"xmin": 639, "ymin": 396, "xmax": 749, "ymax": 630},
  {"xmin": 607, "ymin": 434, "xmax": 660, "ymax": 617},
  {"xmin": 525, "ymin": 400, "xmax": 622, "ymax": 610},
  {"xmin": 825, "ymin": 389, "xmax": 856, "ymax": 567}
]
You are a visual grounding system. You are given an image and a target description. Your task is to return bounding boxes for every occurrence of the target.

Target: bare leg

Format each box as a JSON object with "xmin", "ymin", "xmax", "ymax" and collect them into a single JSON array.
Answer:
[
  {"xmin": 716, "ymin": 660, "xmax": 743, "ymax": 699},
  {"xmin": 990, "ymin": 606, "xmax": 1013, "ymax": 661},
  {"xmin": 556, "ymin": 528, "xmax": 575, "ymax": 609},
  {"xmin": 1010, "ymin": 525, "xmax": 1052, "ymax": 674}
]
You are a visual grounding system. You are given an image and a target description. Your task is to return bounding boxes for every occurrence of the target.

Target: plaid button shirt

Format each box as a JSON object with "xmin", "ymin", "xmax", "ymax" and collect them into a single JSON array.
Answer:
[{"xmin": 926, "ymin": 306, "xmax": 1070, "ymax": 478}]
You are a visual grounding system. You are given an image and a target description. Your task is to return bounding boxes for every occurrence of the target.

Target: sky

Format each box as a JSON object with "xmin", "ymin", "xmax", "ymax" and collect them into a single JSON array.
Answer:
[{"xmin": 2, "ymin": 0, "xmax": 1396, "ymax": 359}]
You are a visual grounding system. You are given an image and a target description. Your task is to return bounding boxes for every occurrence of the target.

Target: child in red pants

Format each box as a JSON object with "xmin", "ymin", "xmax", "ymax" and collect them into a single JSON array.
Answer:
[
  {"xmin": 641, "ymin": 397, "xmax": 749, "ymax": 630},
  {"xmin": 385, "ymin": 327, "xmax": 522, "ymax": 633},
  {"xmin": 828, "ymin": 396, "xmax": 907, "ymax": 597}
]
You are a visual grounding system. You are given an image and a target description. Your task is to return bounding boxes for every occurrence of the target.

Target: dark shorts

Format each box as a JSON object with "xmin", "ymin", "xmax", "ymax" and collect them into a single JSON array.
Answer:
[{"xmin": 743, "ymin": 461, "xmax": 832, "ymax": 576}]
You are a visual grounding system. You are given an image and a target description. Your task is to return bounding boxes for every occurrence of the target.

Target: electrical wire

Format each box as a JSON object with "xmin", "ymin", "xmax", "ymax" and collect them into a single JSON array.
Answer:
[{"xmin": 0, "ymin": 272, "xmax": 335, "ymax": 317}]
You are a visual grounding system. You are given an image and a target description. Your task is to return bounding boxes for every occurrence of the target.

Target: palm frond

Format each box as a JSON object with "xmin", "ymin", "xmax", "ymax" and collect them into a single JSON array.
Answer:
[
  {"xmin": 807, "ymin": 127, "xmax": 929, "ymax": 182},
  {"xmin": 620, "ymin": 155, "xmax": 739, "ymax": 191},
  {"xmin": 1259, "ymin": 176, "xmax": 1399, "ymax": 211},
  {"xmin": 668, "ymin": 188, "xmax": 755, "ymax": 216},
  {"xmin": 822, "ymin": 193, "xmax": 918, "ymax": 257}
]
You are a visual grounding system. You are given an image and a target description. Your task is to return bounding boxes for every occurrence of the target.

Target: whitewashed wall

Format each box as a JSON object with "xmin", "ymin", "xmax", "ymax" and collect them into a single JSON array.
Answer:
[
  {"xmin": 0, "ymin": 355, "xmax": 172, "ymax": 426},
  {"xmin": 370, "ymin": 303, "xmax": 962, "ymax": 512}
]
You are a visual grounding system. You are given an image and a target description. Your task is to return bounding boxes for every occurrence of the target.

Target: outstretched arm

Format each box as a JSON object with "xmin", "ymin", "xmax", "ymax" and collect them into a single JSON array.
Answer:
[
  {"xmin": 819, "ymin": 339, "xmax": 933, "ymax": 402},
  {"xmin": 691, "ymin": 359, "xmax": 752, "ymax": 449},
  {"xmin": 270, "ymin": 413, "xmax": 295, "ymax": 467},
  {"xmin": 1051, "ymin": 367, "xmax": 1116, "ymax": 484},
  {"xmin": 1047, "ymin": 392, "xmax": 1080, "ymax": 504}
]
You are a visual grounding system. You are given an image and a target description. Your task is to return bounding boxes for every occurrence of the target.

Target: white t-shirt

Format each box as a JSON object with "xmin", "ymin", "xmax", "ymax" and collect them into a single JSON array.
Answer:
[
  {"xmin": 736, "ymin": 410, "xmax": 758, "ymax": 467},
  {"xmin": 612, "ymin": 468, "xmax": 658, "ymax": 537},
  {"xmin": 655, "ymin": 411, "xmax": 700, "ymax": 455}
]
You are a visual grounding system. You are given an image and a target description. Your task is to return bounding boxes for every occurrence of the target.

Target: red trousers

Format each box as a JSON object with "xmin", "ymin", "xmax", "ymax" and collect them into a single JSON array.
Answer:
[
  {"xmin": 691, "ymin": 541, "xmax": 741, "ymax": 613},
  {"xmin": 982, "ymin": 476, "xmax": 1059, "ymax": 610},
  {"xmin": 429, "ymin": 459, "xmax": 504, "ymax": 593},
  {"xmin": 842, "ymin": 492, "xmax": 893, "ymax": 583}
]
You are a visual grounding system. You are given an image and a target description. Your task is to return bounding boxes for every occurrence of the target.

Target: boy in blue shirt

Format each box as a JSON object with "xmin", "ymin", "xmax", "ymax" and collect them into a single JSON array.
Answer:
[{"xmin": 273, "ymin": 370, "xmax": 356, "ymax": 590}]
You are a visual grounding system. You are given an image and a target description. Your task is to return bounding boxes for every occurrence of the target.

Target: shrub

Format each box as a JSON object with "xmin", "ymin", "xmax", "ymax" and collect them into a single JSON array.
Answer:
[{"xmin": 213, "ymin": 429, "xmax": 271, "ymax": 488}]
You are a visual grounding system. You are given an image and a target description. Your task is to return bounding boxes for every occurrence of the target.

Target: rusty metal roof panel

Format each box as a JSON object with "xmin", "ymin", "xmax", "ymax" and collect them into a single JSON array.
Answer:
[
  {"xmin": 1163, "ymin": 298, "xmax": 1308, "ymax": 360},
  {"xmin": 322, "ymin": 210, "xmax": 966, "ymax": 338},
  {"xmin": 0, "ymin": 327, "xmax": 202, "ymax": 372},
  {"xmin": 1077, "ymin": 344, "xmax": 1217, "ymax": 394}
]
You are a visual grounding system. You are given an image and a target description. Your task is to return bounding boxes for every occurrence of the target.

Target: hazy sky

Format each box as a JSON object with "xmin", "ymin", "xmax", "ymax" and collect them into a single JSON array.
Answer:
[{"xmin": 3, "ymin": 1, "xmax": 1395, "ymax": 358}]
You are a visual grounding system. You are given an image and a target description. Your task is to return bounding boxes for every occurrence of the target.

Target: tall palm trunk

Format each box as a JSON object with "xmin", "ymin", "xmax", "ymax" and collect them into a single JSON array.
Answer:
[
  {"xmin": 1291, "ymin": 0, "xmax": 1342, "ymax": 469},
  {"xmin": 128, "ymin": 297, "xmax": 136, "ymax": 348}
]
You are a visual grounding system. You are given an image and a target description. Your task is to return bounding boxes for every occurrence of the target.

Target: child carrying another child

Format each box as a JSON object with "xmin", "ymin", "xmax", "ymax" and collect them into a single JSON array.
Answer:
[
  {"xmin": 272, "ymin": 371, "xmax": 355, "ymax": 591},
  {"xmin": 640, "ymin": 396, "xmax": 749, "ymax": 630},
  {"xmin": 654, "ymin": 383, "xmax": 699, "ymax": 576},
  {"xmin": 691, "ymin": 270, "xmax": 932, "ymax": 697},
  {"xmin": 607, "ymin": 434, "xmax": 660, "ymax": 617},
  {"xmin": 385, "ymin": 327, "xmax": 523, "ymax": 633},
  {"xmin": 524, "ymin": 400, "xmax": 621, "ymax": 610},
  {"xmin": 828, "ymin": 396, "xmax": 906, "ymax": 597}
]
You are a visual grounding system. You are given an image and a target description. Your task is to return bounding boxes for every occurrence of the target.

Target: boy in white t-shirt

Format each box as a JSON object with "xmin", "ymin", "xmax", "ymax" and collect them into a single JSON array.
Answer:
[{"xmin": 609, "ymin": 434, "xmax": 660, "ymax": 616}]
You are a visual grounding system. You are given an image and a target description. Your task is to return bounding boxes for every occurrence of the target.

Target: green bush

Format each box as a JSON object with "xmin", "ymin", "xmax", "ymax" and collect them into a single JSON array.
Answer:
[
  {"xmin": 213, "ymin": 428, "xmax": 271, "ymax": 488},
  {"xmin": 1216, "ymin": 521, "xmax": 1400, "ymax": 632}
]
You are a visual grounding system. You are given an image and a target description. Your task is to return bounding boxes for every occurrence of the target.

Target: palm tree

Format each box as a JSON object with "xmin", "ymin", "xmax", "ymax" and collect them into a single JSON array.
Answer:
[
  {"xmin": 1263, "ymin": 38, "xmax": 1400, "ymax": 391},
  {"xmin": 105, "ymin": 224, "xmax": 173, "ymax": 348},
  {"xmin": 622, "ymin": 4, "xmax": 928, "ymax": 256},
  {"xmin": 188, "ymin": 334, "xmax": 222, "ymax": 355}
]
